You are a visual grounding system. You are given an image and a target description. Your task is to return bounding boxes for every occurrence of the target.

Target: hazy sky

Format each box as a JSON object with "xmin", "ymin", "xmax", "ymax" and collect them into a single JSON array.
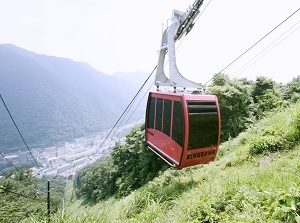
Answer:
[{"xmin": 1, "ymin": 0, "xmax": 300, "ymax": 84}]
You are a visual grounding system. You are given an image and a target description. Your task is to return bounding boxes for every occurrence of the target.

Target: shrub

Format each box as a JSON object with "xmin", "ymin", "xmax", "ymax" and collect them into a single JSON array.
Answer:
[
  {"xmin": 248, "ymin": 102, "xmax": 300, "ymax": 155},
  {"xmin": 249, "ymin": 135, "xmax": 281, "ymax": 155}
]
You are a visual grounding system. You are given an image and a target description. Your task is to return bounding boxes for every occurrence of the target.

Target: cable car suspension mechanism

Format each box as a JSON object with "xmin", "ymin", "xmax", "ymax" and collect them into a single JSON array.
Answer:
[{"xmin": 155, "ymin": 0, "xmax": 205, "ymax": 91}]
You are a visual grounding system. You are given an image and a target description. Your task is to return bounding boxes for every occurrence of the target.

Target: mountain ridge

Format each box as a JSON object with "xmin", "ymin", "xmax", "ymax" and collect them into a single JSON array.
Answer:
[{"xmin": 0, "ymin": 44, "xmax": 148, "ymax": 152}]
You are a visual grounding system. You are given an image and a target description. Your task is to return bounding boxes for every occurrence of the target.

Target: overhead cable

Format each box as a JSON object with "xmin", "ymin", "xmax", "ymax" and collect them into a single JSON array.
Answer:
[
  {"xmin": 0, "ymin": 185, "xmax": 44, "ymax": 202},
  {"xmin": 175, "ymin": 0, "xmax": 212, "ymax": 51},
  {"xmin": 0, "ymin": 95, "xmax": 39, "ymax": 167},
  {"xmin": 95, "ymin": 66, "xmax": 157, "ymax": 155},
  {"xmin": 0, "ymin": 152, "xmax": 20, "ymax": 172},
  {"xmin": 205, "ymin": 6, "xmax": 300, "ymax": 85},
  {"xmin": 232, "ymin": 20, "xmax": 300, "ymax": 79}
]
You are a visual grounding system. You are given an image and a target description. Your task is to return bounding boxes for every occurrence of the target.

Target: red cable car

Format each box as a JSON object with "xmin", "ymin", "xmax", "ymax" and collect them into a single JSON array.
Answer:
[
  {"xmin": 145, "ymin": 0, "xmax": 221, "ymax": 169},
  {"xmin": 145, "ymin": 91, "xmax": 220, "ymax": 169}
]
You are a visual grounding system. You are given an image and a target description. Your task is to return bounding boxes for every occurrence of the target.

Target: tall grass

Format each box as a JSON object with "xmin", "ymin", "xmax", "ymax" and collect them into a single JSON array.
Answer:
[{"xmin": 28, "ymin": 103, "xmax": 300, "ymax": 222}]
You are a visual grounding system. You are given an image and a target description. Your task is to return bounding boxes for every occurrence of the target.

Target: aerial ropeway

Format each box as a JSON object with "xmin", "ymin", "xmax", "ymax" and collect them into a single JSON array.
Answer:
[{"xmin": 145, "ymin": 0, "xmax": 221, "ymax": 169}]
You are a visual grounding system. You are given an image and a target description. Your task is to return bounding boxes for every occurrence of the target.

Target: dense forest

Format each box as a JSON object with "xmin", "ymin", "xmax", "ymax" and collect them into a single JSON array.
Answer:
[{"xmin": 74, "ymin": 74, "xmax": 300, "ymax": 202}]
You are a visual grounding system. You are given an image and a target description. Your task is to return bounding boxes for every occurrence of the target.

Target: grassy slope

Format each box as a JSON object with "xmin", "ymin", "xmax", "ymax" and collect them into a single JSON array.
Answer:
[{"xmin": 34, "ymin": 103, "xmax": 300, "ymax": 223}]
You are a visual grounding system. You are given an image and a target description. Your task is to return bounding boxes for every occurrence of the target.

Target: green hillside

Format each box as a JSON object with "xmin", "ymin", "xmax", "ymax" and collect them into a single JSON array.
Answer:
[
  {"xmin": 1, "ymin": 58, "xmax": 300, "ymax": 221},
  {"xmin": 20, "ymin": 74, "xmax": 299, "ymax": 223},
  {"xmin": 25, "ymin": 100, "xmax": 299, "ymax": 223},
  {"xmin": 0, "ymin": 44, "xmax": 147, "ymax": 153}
]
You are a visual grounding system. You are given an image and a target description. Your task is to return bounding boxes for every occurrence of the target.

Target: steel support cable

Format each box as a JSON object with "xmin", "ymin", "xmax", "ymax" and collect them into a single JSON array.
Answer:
[
  {"xmin": 0, "ymin": 155, "xmax": 48, "ymax": 203},
  {"xmin": 0, "ymin": 186, "xmax": 45, "ymax": 202},
  {"xmin": 0, "ymin": 168, "xmax": 6, "ymax": 175},
  {"xmin": 0, "ymin": 210, "xmax": 27, "ymax": 212},
  {"xmin": 205, "ymin": 6, "xmax": 300, "ymax": 85},
  {"xmin": 110, "ymin": 98, "xmax": 138, "ymax": 141},
  {"xmin": 124, "ymin": 82, "xmax": 154, "ymax": 126},
  {"xmin": 175, "ymin": 0, "xmax": 212, "ymax": 51},
  {"xmin": 114, "ymin": 91, "xmax": 140, "ymax": 135},
  {"xmin": 114, "ymin": 82, "xmax": 155, "ymax": 140},
  {"xmin": 0, "ymin": 191, "xmax": 44, "ymax": 222},
  {"xmin": 95, "ymin": 65, "xmax": 157, "ymax": 155},
  {"xmin": 0, "ymin": 152, "xmax": 20, "ymax": 172},
  {"xmin": 0, "ymin": 164, "xmax": 49, "ymax": 209},
  {"xmin": 114, "ymin": 87, "xmax": 146, "ymax": 139},
  {"xmin": 0, "ymin": 216, "xmax": 25, "ymax": 220},
  {"xmin": 232, "ymin": 20, "xmax": 300, "ymax": 79},
  {"xmin": 121, "ymin": 75, "xmax": 156, "ymax": 129},
  {"xmin": 175, "ymin": 0, "xmax": 204, "ymax": 41},
  {"xmin": 0, "ymin": 95, "xmax": 39, "ymax": 167}
]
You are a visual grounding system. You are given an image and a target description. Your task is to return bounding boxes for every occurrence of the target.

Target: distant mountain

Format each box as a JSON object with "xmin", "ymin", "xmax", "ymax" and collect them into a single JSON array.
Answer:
[{"xmin": 0, "ymin": 44, "xmax": 149, "ymax": 152}]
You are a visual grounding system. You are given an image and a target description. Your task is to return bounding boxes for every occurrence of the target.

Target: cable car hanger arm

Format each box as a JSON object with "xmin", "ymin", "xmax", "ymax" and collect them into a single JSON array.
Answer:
[{"xmin": 155, "ymin": 0, "xmax": 206, "ymax": 91}]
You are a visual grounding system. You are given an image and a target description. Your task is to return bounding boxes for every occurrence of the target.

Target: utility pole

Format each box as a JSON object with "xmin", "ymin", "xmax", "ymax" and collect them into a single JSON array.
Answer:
[{"xmin": 47, "ymin": 180, "xmax": 50, "ymax": 223}]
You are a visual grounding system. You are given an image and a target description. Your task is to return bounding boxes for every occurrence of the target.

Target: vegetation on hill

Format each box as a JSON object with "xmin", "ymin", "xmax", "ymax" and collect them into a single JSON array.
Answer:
[
  {"xmin": 0, "ymin": 169, "xmax": 66, "ymax": 222},
  {"xmin": 74, "ymin": 124, "xmax": 169, "ymax": 201},
  {"xmin": 1, "ymin": 74, "xmax": 300, "ymax": 222},
  {"xmin": 73, "ymin": 74, "xmax": 300, "ymax": 204},
  {"xmin": 31, "ymin": 97, "xmax": 300, "ymax": 223},
  {"xmin": 207, "ymin": 74, "xmax": 298, "ymax": 141}
]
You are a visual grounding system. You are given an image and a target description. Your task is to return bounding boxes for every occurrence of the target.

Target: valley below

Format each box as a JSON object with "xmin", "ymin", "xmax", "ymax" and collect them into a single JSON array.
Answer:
[{"xmin": 1, "ymin": 120, "xmax": 143, "ymax": 178}]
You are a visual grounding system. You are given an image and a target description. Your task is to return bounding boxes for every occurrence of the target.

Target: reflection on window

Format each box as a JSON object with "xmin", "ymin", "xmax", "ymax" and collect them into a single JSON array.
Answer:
[
  {"xmin": 163, "ymin": 99, "xmax": 172, "ymax": 136},
  {"xmin": 187, "ymin": 101, "xmax": 219, "ymax": 150},
  {"xmin": 155, "ymin": 98, "xmax": 163, "ymax": 131},
  {"xmin": 147, "ymin": 96, "xmax": 155, "ymax": 129},
  {"xmin": 172, "ymin": 101, "xmax": 184, "ymax": 147}
]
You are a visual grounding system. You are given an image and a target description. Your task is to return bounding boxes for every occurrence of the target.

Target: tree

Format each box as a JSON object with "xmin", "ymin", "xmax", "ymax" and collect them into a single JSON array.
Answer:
[
  {"xmin": 0, "ymin": 169, "xmax": 44, "ymax": 222},
  {"xmin": 283, "ymin": 75, "xmax": 300, "ymax": 102},
  {"xmin": 110, "ymin": 125, "xmax": 168, "ymax": 197},
  {"xmin": 207, "ymin": 74, "xmax": 254, "ymax": 141},
  {"xmin": 74, "ymin": 156, "xmax": 118, "ymax": 201},
  {"xmin": 74, "ymin": 124, "xmax": 168, "ymax": 201},
  {"xmin": 252, "ymin": 76, "xmax": 276, "ymax": 103},
  {"xmin": 252, "ymin": 76, "xmax": 285, "ymax": 118}
]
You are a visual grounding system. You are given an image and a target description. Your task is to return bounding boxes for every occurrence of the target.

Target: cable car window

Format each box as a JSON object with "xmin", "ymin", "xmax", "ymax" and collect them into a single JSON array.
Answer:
[
  {"xmin": 155, "ymin": 98, "xmax": 163, "ymax": 131},
  {"xmin": 148, "ymin": 96, "xmax": 155, "ymax": 129},
  {"xmin": 163, "ymin": 99, "xmax": 172, "ymax": 136},
  {"xmin": 187, "ymin": 101, "xmax": 219, "ymax": 150},
  {"xmin": 172, "ymin": 101, "xmax": 184, "ymax": 147}
]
